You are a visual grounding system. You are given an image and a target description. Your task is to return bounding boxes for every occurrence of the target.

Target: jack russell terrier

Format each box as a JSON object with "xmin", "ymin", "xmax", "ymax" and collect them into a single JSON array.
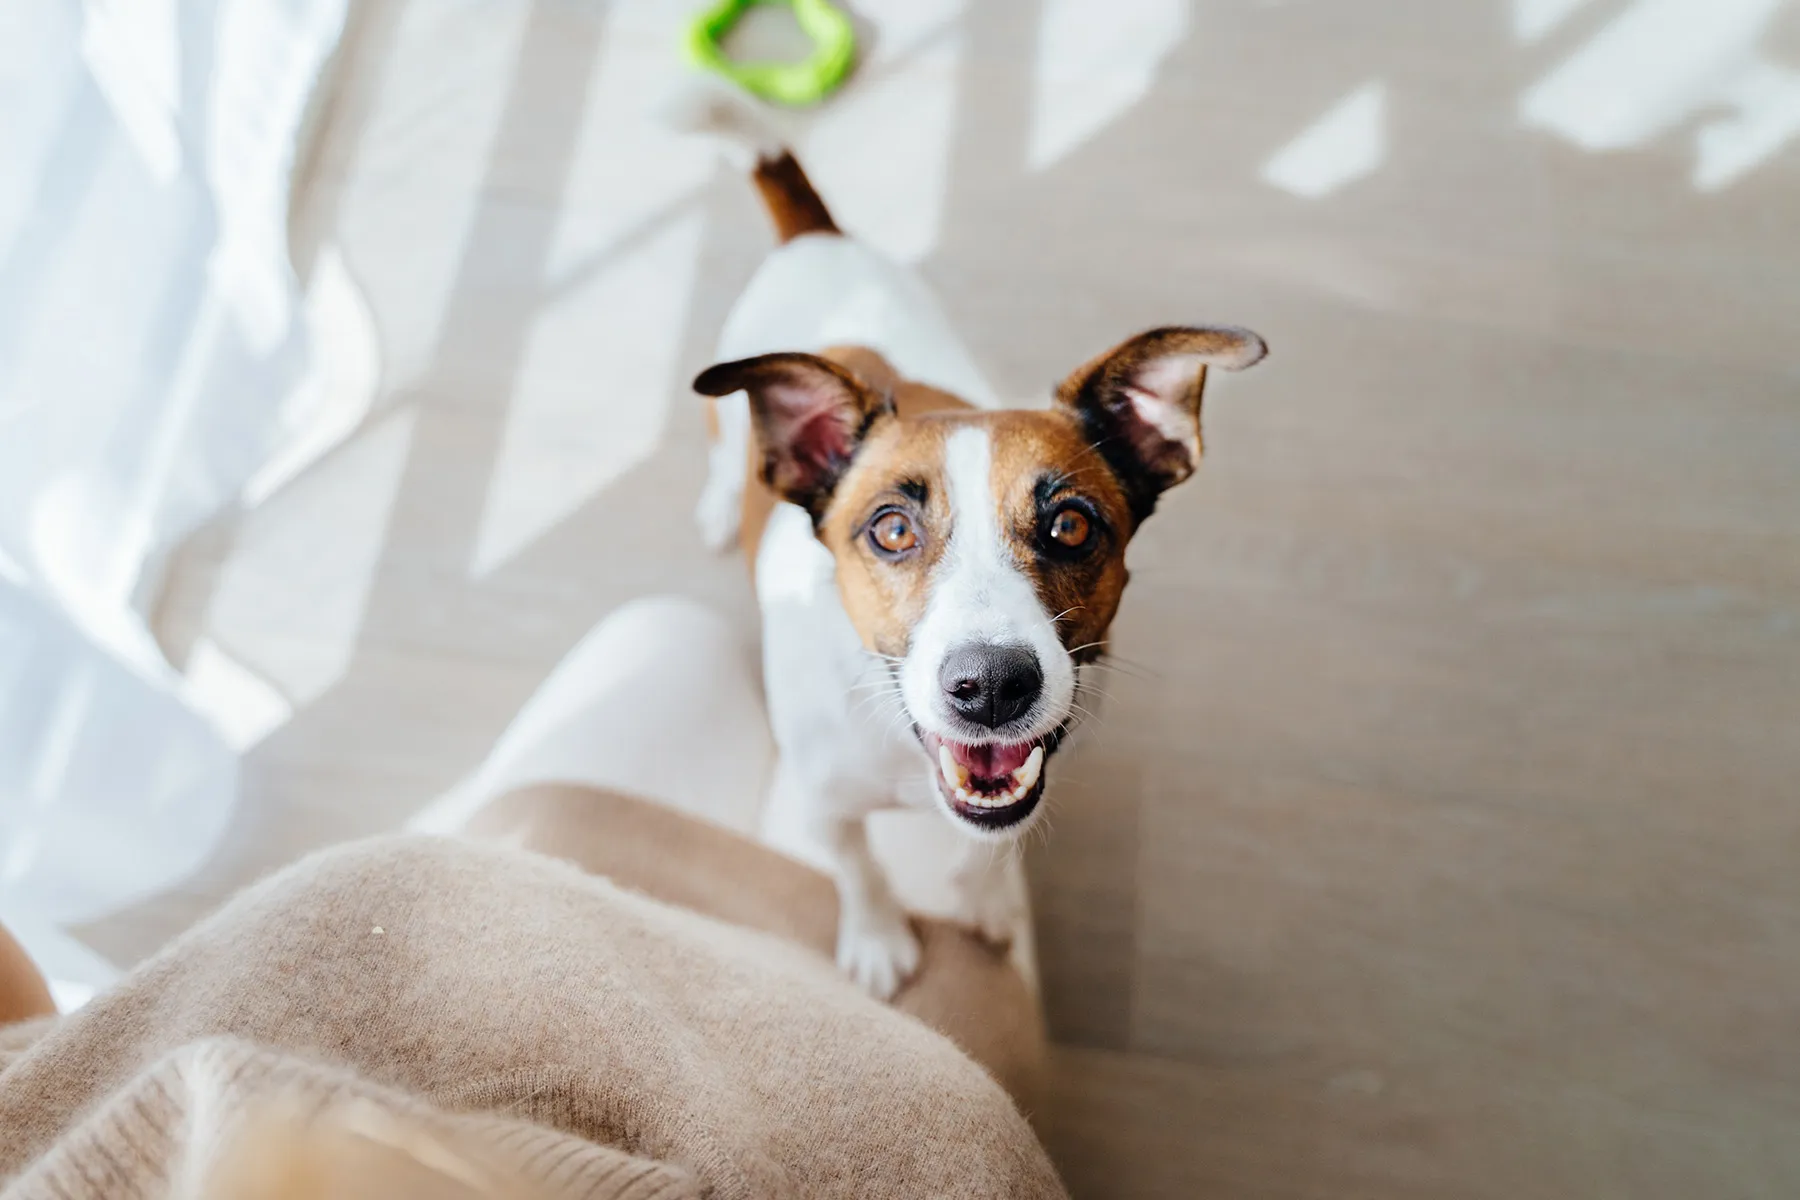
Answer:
[{"xmin": 684, "ymin": 97, "xmax": 1266, "ymax": 998}]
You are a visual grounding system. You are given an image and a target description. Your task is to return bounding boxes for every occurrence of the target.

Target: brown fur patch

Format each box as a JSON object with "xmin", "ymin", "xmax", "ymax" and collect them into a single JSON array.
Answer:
[
  {"xmin": 816, "ymin": 405, "xmax": 1135, "ymax": 661},
  {"xmin": 986, "ymin": 413, "xmax": 1134, "ymax": 659},
  {"xmin": 817, "ymin": 416, "xmax": 953, "ymax": 658},
  {"xmin": 751, "ymin": 151, "xmax": 840, "ymax": 244},
  {"xmin": 729, "ymin": 346, "xmax": 1151, "ymax": 663},
  {"xmin": 741, "ymin": 346, "xmax": 971, "ymax": 578}
]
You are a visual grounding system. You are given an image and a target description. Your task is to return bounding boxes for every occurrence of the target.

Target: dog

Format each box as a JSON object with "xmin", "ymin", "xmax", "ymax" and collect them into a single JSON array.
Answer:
[{"xmin": 684, "ymin": 98, "xmax": 1267, "ymax": 998}]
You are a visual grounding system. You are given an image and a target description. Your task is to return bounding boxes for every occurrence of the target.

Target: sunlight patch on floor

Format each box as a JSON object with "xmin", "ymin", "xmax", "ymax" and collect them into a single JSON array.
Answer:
[
  {"xmin": 204, "ymin": 405, "xmax": 418, "ymax": 707},
  {"xmin": 1519, "ymin": 0, "xmax": 1798, "ymax": 190},
  {"xmin": 1261, "ymin": 80, "xmax": 1387, "ymax": 199},
  {"xmin": 1512, "ymin": 0, "xmax": 1599, "ymax": 44},
  {"xmin": 334, "ymin": 0, "xmax": 532, "ymax": 389},
  {"xmin": 802, "ymin": 0, "xmax": 966, "ymax": 263},
  {"xmin": 470, "ymin": 213, "xmax": 705, "ymax": 577},
  {"xmin": 1027, "ymin": 0, "xmax": 1189, "ymax": 171},
  {"xmin": 469, "ymin": 0, "xmax": 714, "ymax": 578}
]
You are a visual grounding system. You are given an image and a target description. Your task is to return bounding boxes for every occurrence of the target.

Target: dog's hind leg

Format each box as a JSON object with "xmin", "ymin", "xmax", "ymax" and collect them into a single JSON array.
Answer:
[{"xmin": 695, "ymin": 390, "xmax": 749, "ymax": 552}]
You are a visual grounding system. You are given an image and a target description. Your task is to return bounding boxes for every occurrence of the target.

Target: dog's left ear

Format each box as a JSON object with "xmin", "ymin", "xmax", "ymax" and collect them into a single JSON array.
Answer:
[
  {"xmin": 1055, "ymin": 325, "xmax": 1267, "ymax": 520},
  {"xmin": 694, "ymin": 352, "xmax": 893, "ymax": 520}
]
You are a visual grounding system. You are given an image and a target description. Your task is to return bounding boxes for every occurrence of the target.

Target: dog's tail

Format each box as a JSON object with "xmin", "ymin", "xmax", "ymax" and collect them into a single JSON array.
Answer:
[{"xmin": 661, "ymin": 82, "xmax": 839, "ymax": 243}]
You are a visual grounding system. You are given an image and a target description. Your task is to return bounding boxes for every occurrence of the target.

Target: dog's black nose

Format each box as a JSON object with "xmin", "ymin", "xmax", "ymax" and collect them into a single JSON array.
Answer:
[{"xmin": 940, "ymin": 644, "xmax": 1043, "ymax": 729}]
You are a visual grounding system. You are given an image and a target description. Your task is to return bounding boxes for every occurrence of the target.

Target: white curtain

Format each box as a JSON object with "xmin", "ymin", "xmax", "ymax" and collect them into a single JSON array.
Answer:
[{"xmin": 0, "ymin": 0, "xmax": 347, "ymax": 1005}]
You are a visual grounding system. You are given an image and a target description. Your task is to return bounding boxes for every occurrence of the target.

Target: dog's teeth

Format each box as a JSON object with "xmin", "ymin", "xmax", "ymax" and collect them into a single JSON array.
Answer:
[
  {"xmin": 939, "ymin": 744, "xmax": 971, "ymax": 791},
  {"xmin": 943, "ymin": 745, "xmax": 1046, "ymax": 810},
  {"xmin": 957, "ymin": 785, "xmax": 1000, "ymax": 809},
  {"xmin": 1010, "ymin": 746, "xmax": 1044, "ymax": 792}
]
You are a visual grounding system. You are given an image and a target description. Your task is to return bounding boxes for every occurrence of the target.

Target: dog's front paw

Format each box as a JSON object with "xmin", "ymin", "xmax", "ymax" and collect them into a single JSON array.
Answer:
[
  {"xmin": 954, "ymin": 871, "xmax": 1025, "ymax": 950},
  {"xmin": 837, "ymin": 906, "xmax": 921, "ymax": 1000}
]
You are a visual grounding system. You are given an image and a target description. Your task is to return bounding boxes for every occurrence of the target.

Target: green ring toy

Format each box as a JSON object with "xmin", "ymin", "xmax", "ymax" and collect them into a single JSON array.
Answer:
[{"xmin": 684, "ymin": 0, "xmax": 857, "ymax": 108}]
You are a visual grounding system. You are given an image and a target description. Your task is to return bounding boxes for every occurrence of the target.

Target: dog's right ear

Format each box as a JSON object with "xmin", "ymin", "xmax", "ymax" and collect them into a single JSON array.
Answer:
[{"xmin": 693, "ymin": 352, "xmax": 892, "ymax": 519}]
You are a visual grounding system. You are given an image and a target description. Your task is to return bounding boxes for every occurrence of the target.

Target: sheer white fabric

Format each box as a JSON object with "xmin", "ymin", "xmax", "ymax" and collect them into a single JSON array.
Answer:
[{"xmin": 0, "ymin": 0, "xmax": 346, "ymax": 1005}]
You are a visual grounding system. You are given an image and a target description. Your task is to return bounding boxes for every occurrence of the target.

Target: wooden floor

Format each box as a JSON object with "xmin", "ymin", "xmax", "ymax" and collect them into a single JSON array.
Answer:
[{"xmin": 101, "ymin": 1, "xmax": 1800, "ymax": 1195}]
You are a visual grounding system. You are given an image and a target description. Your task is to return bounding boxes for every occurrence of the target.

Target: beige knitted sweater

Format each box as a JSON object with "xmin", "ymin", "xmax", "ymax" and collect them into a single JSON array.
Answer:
[{"xmin": 0, "ymin": 786, "xmax": 1064, "ymax": 1199}]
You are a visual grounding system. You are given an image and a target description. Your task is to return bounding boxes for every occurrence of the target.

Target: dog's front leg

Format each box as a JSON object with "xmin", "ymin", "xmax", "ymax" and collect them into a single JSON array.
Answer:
[
  {"xmin": 949, "ymin": 839, "xmax": 1025, "ymax": 950},
  {"xmin": 813, "ymin": 812, "xmax": 921, "ymax": 1000}
]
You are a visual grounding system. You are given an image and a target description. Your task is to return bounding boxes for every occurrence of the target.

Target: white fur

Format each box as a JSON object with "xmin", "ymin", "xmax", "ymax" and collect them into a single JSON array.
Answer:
[
  {"xmin": 704, "ymin": 236, "xmax": 1043, "ymax": 998},
  {"xmin": 753, "ymin": 503, "xmax": 932, "ymax": 995},
  {"xmin": 898, "ymin": 427, "xmax": 1072, "ymax": 844},
  {"xmin": 720, "ymin": 235, "xmax": 998, "ymax": 404}
]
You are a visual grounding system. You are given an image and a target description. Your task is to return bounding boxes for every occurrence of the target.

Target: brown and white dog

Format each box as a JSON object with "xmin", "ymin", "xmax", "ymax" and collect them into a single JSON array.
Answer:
[{"xmin": 687, "ymin": 107, "xmax": 1266, "ymax": 998}]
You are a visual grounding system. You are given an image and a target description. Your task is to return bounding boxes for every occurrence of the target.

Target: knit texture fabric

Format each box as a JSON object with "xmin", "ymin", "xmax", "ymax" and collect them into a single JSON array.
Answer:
[{"xmin": 0, "ymin": 787, "xmax": 1062, "ymax": 1198}]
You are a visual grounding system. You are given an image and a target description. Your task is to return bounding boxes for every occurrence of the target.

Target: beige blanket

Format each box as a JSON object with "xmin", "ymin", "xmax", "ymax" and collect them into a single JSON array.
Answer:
[{"xmin": 0, "ymin": 786, "xmax": 1063, "ymax": 1198}]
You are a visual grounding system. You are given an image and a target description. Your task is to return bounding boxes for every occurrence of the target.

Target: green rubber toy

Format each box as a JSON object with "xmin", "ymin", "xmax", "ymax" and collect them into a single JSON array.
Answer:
[{"xmin": 684, "ymin": 0, "xmax": 857, "ymax": 108}]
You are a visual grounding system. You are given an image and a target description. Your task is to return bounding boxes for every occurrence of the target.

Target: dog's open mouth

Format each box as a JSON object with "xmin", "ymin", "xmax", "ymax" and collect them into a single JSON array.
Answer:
[{"xmin": 919, "ymin": 732, "xmax": 1051, "ymax": 829}]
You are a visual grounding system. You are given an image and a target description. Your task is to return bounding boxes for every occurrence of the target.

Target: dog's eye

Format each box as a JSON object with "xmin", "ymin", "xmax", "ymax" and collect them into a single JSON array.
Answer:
[
  {"xmin": 1047, "ymin": 506, "xmax": 1091, "ymax": 550},
  {"xmin": 869, "ymin": 510, "xmax": 918, "ymax": 556}
]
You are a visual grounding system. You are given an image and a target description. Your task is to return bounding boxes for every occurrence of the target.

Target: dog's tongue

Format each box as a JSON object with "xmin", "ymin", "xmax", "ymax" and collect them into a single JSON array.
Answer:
[{"xmin": 948, "ymin": 739, "xmax": 1036, "ymax": 780}]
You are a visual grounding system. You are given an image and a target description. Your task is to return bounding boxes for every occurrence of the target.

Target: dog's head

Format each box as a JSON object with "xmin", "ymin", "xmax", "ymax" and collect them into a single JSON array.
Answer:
[{"xmin": 696, "ymin": 326, "xmax": 1266, "ymax": 839}]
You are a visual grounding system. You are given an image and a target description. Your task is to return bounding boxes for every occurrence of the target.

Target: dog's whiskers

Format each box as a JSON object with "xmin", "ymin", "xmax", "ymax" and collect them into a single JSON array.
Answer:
[
  {"xmin": 1080, "ymin": 658, "xmax": 1158, "ymax": 683},
  {"xmin": 1067, "ymin": 700, "xmax": 1104, "ymax": 727},
  {"xmin": 1076, "ymin": 683, "xmax": 1118, "ymax": 704}
]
